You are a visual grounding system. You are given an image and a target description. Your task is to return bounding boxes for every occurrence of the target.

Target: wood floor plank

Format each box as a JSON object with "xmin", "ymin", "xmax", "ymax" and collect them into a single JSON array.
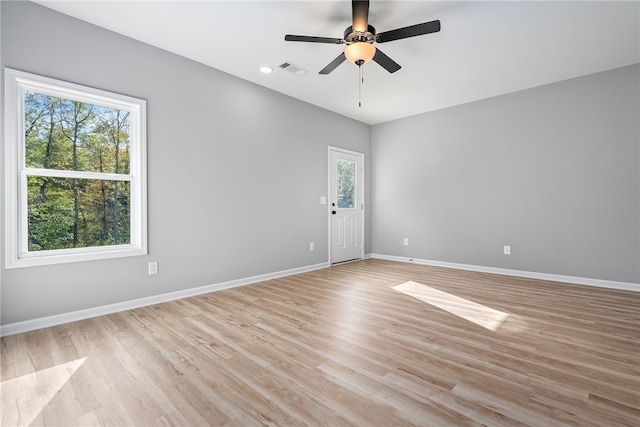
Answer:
[{"xmin": 1, "ymin": 259, "xmax": 639, "ymax": 426}]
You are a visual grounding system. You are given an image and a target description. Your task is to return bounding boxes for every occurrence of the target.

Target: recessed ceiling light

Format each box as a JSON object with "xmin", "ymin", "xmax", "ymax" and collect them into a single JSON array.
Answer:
[{"xmin": 260, "ymin": 66, "xmax": 273, "ymax": 74}]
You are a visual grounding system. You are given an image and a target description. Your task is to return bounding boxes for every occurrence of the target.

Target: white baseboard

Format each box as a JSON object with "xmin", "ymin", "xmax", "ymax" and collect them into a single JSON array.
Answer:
[
  {"xmin": 0, "ymin": 261, "xmax": 330, "ymax": 337},
  {"xmin": 370, "ymin": 253, "xmax": 639, "ymax": 292},
  {"xmin": 4, "ymin": 256, "xmax": 636, "ymax": 337}
]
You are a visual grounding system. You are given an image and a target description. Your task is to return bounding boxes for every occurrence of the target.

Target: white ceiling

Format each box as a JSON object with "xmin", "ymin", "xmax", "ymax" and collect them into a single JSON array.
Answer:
[{"xmin": 34, "ymin": 1, "xmax": 639, "ymax": 125}]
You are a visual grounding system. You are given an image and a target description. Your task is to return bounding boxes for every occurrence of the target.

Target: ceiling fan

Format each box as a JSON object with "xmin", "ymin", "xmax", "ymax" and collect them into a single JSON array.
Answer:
[{"xmin": 284, "ymin": 0, "xmax": 441, "ymax": 74}]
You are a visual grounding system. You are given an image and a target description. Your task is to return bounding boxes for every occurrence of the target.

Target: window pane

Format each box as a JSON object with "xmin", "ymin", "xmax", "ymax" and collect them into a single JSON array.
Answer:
[
  {"xmin": 24, "ymin": 92, "xmax": 130, "ymax": 174},
  {"xmin": 27, "ymin": 176, "xmax": 130, "ymax": 251},
  {"xmin": 337, "ymin": 159, "xmax": 356, "ymax": 209}
]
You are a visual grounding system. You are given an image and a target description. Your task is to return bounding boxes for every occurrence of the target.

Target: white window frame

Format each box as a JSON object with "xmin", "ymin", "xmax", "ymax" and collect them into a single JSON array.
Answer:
[{"xmin": 4, "ymin": 68, "xmax": 147, "ymax": 268}]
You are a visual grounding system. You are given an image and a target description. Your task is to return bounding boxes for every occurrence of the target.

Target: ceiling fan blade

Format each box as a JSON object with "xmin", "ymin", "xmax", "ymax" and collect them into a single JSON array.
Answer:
[
  {"xmin": 352, "ymin": 0, "xmax": 370, "ymax": 32},
  {"xmin": 372, "ymin": 48, "xmax": 401, "ymax": 73},
  {"xmin": 377, "ymin": 20, "xmax": 441, "ymax": 43},
  {"xmin": 319, "ymin": 53, "xmax": 347, "ymax": 75},
  {"xmin": 285, "ymin": 35, "xmax": 343, "ymax": 44}
]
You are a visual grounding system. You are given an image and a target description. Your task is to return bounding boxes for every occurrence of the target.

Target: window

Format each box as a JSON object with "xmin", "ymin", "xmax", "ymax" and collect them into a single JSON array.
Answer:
[{"xmin": 4, "ymin": 68, "xmax": 147, "ymax": 268}]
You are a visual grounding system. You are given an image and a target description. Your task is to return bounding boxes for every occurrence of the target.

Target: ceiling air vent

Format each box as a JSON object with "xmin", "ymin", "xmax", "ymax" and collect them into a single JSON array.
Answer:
[{"xmin": 279, "ymin": 61, "xmax": 308, "ymax": 76}]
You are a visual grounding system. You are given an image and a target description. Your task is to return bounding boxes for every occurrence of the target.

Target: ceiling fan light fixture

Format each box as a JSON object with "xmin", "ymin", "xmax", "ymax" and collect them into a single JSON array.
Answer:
[{"xmin": 344, "ymin": 42, "xmax": 376, "ymax": 65}]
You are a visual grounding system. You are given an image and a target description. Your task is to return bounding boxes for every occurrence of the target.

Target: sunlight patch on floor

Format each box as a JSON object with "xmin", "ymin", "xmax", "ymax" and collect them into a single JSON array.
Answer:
[
  {"xmin": 1, "ymin": 357, "xmax": 87, "ymax": 426},
  {"xmin": 393, "ymin": 281, "xmax": 510, "ymax": 331}
]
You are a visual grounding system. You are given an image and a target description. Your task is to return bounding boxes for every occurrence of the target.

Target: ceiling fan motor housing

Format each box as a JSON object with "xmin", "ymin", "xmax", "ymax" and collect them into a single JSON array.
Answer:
[{"xmin": 344, "ymin": 25, "xmax": 376, "ymax": 44}]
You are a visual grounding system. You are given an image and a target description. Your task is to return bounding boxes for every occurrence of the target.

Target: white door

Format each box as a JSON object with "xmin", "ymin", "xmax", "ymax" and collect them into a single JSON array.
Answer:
[{"xmin": 329, "ymin": 147, "xmax": 364, "ymax": 264}]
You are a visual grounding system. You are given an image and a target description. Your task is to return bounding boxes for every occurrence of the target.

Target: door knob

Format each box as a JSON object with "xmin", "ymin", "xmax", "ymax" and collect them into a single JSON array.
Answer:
[{"xmin": 332, "ymin": 210, "xmax": 337, "ymax": 214}]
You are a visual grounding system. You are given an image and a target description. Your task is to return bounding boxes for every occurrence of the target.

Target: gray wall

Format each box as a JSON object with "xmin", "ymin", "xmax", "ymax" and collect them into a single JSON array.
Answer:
[
  {"xmin": 1, "ymin": 1, "xmax": 371, "ymax": 325},
  {"xmin": 372, "ymin": 64, "xmax": 639, "ymax": 284}
]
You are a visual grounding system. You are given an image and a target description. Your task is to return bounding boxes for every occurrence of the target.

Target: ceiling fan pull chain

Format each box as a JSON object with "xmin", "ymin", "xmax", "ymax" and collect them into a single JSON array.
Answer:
[{"xmin": 358, "ymin": 64, "xmax": 363, "ymax": 107}]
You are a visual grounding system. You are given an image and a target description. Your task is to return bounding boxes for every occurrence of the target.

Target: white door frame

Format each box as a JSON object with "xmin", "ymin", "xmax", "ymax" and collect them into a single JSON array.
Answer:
[{"xmin": 328, "ymin": 146, "xmax": 365, "ymax": 264}]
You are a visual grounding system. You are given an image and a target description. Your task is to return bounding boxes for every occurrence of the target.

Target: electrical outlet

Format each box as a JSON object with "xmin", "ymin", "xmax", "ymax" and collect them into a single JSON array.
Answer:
[
  {"xmin": 148, "ymin": 261, "xmax": 158, "ymax": 275},
  {"xmin": 403, "ymin": 238, "xmax": 409, "ymax": 246},
  {"xmin": 503, "ymin": 245, "xmax": 511, "ymax": 255},
  {"xmin": 310, "ymin": 242, "xmax": 315, "ymax": 251}
]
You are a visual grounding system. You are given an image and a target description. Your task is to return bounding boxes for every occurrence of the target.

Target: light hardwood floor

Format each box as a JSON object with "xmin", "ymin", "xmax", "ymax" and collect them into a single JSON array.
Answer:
[{"xmin": 1, "ymin": 259, "xmax": 639, "ymax": 426}]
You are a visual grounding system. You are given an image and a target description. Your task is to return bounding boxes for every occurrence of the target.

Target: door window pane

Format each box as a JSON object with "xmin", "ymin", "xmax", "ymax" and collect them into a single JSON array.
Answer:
[{"xmin": 337, "ymin": 159, "xmax": 356, "ymax": 209}]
